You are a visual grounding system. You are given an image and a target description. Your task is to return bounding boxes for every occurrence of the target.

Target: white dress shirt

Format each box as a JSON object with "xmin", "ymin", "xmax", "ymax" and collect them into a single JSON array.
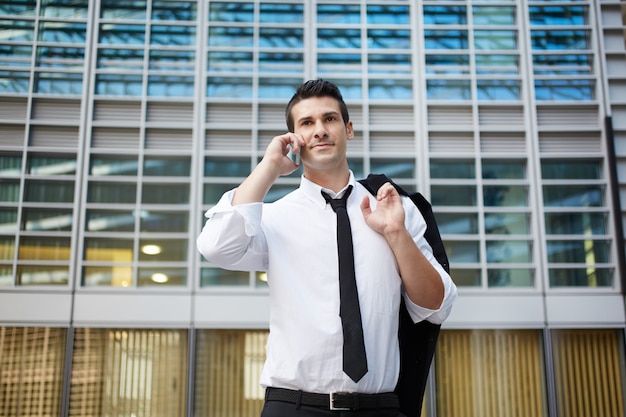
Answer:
[{"xmin": 197, "ymin": 171, "xmax": 456, "ymax": 394}]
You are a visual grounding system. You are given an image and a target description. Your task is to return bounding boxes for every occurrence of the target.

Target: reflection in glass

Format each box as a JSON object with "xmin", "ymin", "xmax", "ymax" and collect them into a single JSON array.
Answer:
[
  {"xmin": 83, "ymin": 265, "xmax": 132, "ymax": 287},
  {"xmin": 259, "ymin": 78, "xmax": 303, "ymax": 99},
  {"xmin": 208, "ymin": 27, "xmax": 253, "ymax": 47},
  {"xmin": 138, "ymin": 239, "xmax": 187, "ymax": 261},
  {"xmin": 90, "ymin": 156, "xmax": 138, "ymax": 176},
  {"xmin": 541, "ymin": 160, "xmax": 600, "ymax": 180},
  {"xmin": 483, "ymin": 185, "xmax": 527, "ymax": 207},
  {"xmin": 475, "ymin": 54, "xmax": 519, "ymax": 75},
  {"xmin": 474, "ymin": 30, "xmax": 517, "ymax": 50},
  {"xmin": 368, "ymin": 29, "xmax": 410, "ymax": 49},
  {"xmin": 535, "ymin": 79, "xmax": 593, "ymax": 101},
  {"xmin": 0, "ymin": 179, "xmax": 20, "ymax": 202},
  {"xmin": 426, "ymin": 55, "xmax": 470, "ymax": 75},
  {"xmin": 100, "ymin": 1, "xmax": 147, "ymax": 20},
  {"xmin": 201, "ymin": 268, "xmax": 249, "ymax": 286},
  {"xmin": 488, "ymin": 269, "xmax": 533, "ymax": 287},
  {"xmin": 36, "ymin": 46, "xmax": 85, "ymax": 69},
  {"xmin": 531, "ymin": 30, "xmax": 589, "ymax": 50},
  {"xmin": 207, "ymin": 51, "xmax": 253, "ymax": 73},
  {"xmin": 369, "ymin": 79, "xmax": 412, "ymax": 100},
  {"xmin": 28, "ymin": 155, "xmax": 76, "ymax": 175},
  {"xmin": 424, "ymin": 30, "xmax": 468, "ymax": 49},
  {"xmin": 431, "ymin": 160, "xmax": 475, "ymax": 179},
  {"xmin": 140, "ymin": 211, "xmax": 188, "ymax": 233},
  {"xmin": 446, "ymin": 241, "xmax": 480, "ymax": 263},
  {"xmin": 88, "ymin": 182, "xmax": 136, "ymax": 204},
  {"xmin": 96, "ymin": 74, "xmax": 143, "ymax": 96},
  {"xmin": 259, "ymin": 52, "xmax": 303, "ymax": 73},
  {"xmin": 0, "ymin": 70, "xmax": 30, "ymax": 93},
  {"xmin": 0, "ymin": 236, "xmax": 15, "ymax": 260},
  {"xmin": 19, "ymin": 236, "xmax": 70, "ymax": 260},
  {"xmin": 17, "ymin": 265, "xmax": 68, "ymax": 285},
  {"xmin": 544, "ymin": 212, "xmax": 606, "ymax": 235},
  {"xmin": 203, "ymin": 183, "xmax": 236, "ymax": 205},
  {"xmin": 150, "ymin": 49, "xmax": 195, "ymax": 71},
  {"xmin": 449, "ymin": 268, "xmax": 480, "ymax": 286},
  {"xmin": 427, "ymin": 80, "xmax": 471, "ymax": 100},
  {"xmin": 486, "ymin": 240, "xmax": 531, "ymax": 263},
  {"xmin": 549, "ymin": 268, "xmax": 612, "ymax": 287},
  {"xmin": 431, "ymin": 185, "xmax": 477, "ymax": 206},
  {"xmin": 35, "ymin": 72, "xmax": 83, "ymax": 95},
  {"xmin": 99, "ymin": 24, "xmax": 146, "ymax": 45},
  {"xmin": 147, "ymin": 75, "xmax": 194, "ymax": 97},
  {"xmin": 97, "ymin": 48, "xmax": 144, "ymax": 70},
  {"xmin": 84, "ymin": 238, "xmax": 133, "ymax": 262},
  {"xmin": 547, "ymin": 239, "xmax": 609, "ymax": 263},
  {"xmin": 86, "ymin": 210, "xmax": 135, "ymax": 232},
  {"xmin": 472, "ymin": 6, "xmax": 515, "ymax": 25},
  {"xmin": 437, "ymin": 213, "xmax": 479, "ymax": 234},
  {"xmin": 0, "ymin": 265, "xmax": 12, "ymax": 286},
  {"xmin": 21, "ymin": 208, "xmax": 73, "ymax": 231},
  {"xmin": 371, "ymin": 159, "xmax": 414, "ymax": 179},
  {"xmin": 38, "ymin": 21, "xmax": 86, "ymax": 43},
  {"xmin": 138, "ymin": 267, "xmax": 186, "ymax": 286},
  {"xmin": 477, "ymin": 80, "xmax": 520, "ymax": 100},
  {"xmin": 150, "ymin": 25, "xmax": 195, "ymax": 46},
  {"xmin": 204, "ymin": 157, "xmax": 250, "ymax": 177},
  {"xmin": 529, "ymin": 6, "xmax": 587, "ymax": 26},
  {"xmin": 259, "ymin": 27, "xmax": 303, "ymax": 48},
  {"xmin": 484, "ymin": 213, "xmax": 529, "ymax": 234},
  {"xmin": 367, "ymin": 5, "xmax": 409, "ymax": 25},
  {"xmin": 24, "ymin": 180, "xmax": 74, "ymax": 203},
  {"xmin": 152, "ymin": 1, "xmax": 197, "ymax": 21},
  {"xmin": 317, "ymin": 29, "xmax": 361, "ymax": 49},
  {"xmin": 209, "ymin": 2, "xmax": 254, "ymax": 23},
  {"xmin": 259, "ymin": 3, "xmax": 303, "ymax": 23},
  {"xmin": 423, "ymin": 6, "xmax": 467, "ymax": 25},
  {"xmin": 483, "ymin": 161, "xmax": 525, "ymax": 179},
  {"xmin": 206, "ymin": 77, "xmax": 252, "ymax": 98},
  {"xmin": 317, "ymin": 4, "xmax": 360, "ymax": 24},
  {"xmin": 141, "ymin": 183, "xmax": 189, "ymax": 205},
  {"xmin": 543, "ymin": 185, "xmax": 602, "ymax": 207},
  {"xmin": 0, "ymin": 154, "xmax": 21, "ymax": 175}
]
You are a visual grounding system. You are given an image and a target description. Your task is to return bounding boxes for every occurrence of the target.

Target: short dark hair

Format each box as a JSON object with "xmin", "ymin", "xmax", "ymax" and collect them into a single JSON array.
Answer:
[{"xmin": 285, "ymin": 79, "xmax": 350, "ymax": 132}]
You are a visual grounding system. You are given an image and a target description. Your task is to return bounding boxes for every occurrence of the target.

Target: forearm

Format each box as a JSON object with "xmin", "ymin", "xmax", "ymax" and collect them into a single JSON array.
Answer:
[
  {"xmin": 384, "ymin": 228, "xmax": 445, "ymax": 310},
  {"xmin": 232, "ymin": 159, "xmax": 281, "ymax": 205}
]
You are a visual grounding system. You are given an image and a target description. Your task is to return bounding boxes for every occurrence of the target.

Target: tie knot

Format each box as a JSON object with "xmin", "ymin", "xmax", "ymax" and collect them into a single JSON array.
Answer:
[{"xmin": 322, "ymin": 185, "xmax": 353, "ymax": 212}]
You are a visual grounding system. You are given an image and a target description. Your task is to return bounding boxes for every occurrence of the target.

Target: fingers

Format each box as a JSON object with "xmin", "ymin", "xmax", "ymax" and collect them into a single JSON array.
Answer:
[
  {"xmin": 273, "ymin": 132, "xmax": 304, "ymax": 153},
  {"xmin": 376, "ymin": 182, "xmax": 399, "ymax": 201}
]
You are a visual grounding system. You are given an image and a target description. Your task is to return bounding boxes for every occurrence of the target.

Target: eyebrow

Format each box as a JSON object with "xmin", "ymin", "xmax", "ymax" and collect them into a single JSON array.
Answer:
[{"xmin": 296, "ymin": 110, "xmax": 341, "ymax": 124}]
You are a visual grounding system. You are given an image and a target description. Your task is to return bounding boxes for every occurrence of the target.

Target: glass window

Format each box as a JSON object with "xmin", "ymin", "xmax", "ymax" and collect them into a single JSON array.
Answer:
[
  {"xmin": 138, "ymin": 267, "xmax": 186, "ymax": 286},
  {"xmin": 542, "ymin": 160, "xmax": 601, "ymax": 180},
  {"xmin": 423, "ymin": 6, "xmax": 467, "ymax": 25},
  {"xmin": 84, "ymin": 238, "xmax": 133, "ymax": 262},
  {"xmin": 488, "ymin": 269, "xmax": 533, "ymax": 287},
  {"xmin": 317, "ymin": 28, "xmax": 361, "ymax": 49},
  {"xmin": 533, "ymin": 54, "xmax": 592, "ymax": 75},
  {"xmin": 200, "ymin": 268, "xmax": 250, "ymax": 286},
  {"xmin": 486, "ymin": 240, "xmax": 531, "ymax": 263},
  {"xmin": 19, "ymin": 236, "xmax": 70, "ymax": 260},
  {"xmin": 431, "ymin": 160, "xmax": 475, "ymax": 179},
  {"xmin": 82, "ymin": 265, "xmax": 132, "ymax": 286},
  {"xmin": 206, "ymin": 77, "xmax": 252, "ymax": 98},
  {"xmin": 259, "ymin": 27, "xmax": 303, "ymax": 48},
  {"xmin": 0, "ymin": 235, "xmax": 16, "ymax": 259},
  {"xmin": 96, "ymin": 74, "xmax": 143, "ymax": 96},
  {"xmin": 36, "ymin": 46, "xmax": 85, "ymax": 68},
  {"xmin": 0, "ymin": 70, "xmax": 30, "ymax": 93},
  {"xmin": 317, "ymin": 4, "xmax": 360, "ymax": 24},
  {"xmin": 204, "ymin": 157, "xmax": 250, "ymax": 177},
  {"xmin": 99, "ymin": 24, "xmax": 145, "ymax": 45},
  {"xmin": 432, "ymin": 185, "xmax": 477, "ymax": 206},
  {"xmin": 0, "ymin": 44, "xmax": 32, "ymax": 68},
  {"xmin": 97, "ymin": 48, "xmax": 144, "ymax": 70},
  {"xmin": 208, "ymin": 26, "xmax": 253, "ymax": 47},
  {"xmin": 150, "ymin": 24, "xmax": 195, "ymax": 46},
  {"xmin": 368, "ymin": 53, "xmax": 411, "ymax": 74},
  {"xmin": 259, "ymin": 3, "xmax": 303, "ymax": 23},
  {"xmin": 531, "ymin": 30, "xmax": 589, "ymax": 50},
  {"xmin": 544, "ymin": 212, "xmax": 606, "ymax": 235},
  {"xmin": 87, "ymin": 182, "xmax": 136, "ymax": 204},
  {"xmin": 149, "ymin": 49, "xmax": 194, "ymax": 71},
  {"xmin": 143, "ymin": 157, "xmax": 190, "ymax": 177},
  {"xmin": 0, "ymin": 179, "xmax": 20, "ymax": 202},
  {"xmin": 35, "ymin": 72, "xmax": 83, "ymax": 95},
  {"xmin": 437, "ymin": 213, "xmax": 479, "ymax": 234},
  {"xmin": 366, "ymin": 5, "xmax": 409, "ymax": 25},
  {"xmin": 100, "ymin": 0, "xmax": 147, "ymax": 20},
  {"xmin": 40, "ymin": 0, "xmax": 88, "ymax": 18},
  {"xmin": 203, "ymin": 183, "xmax": 237, "ymax": 205},
  {"xmin": 318, "ymin": 53, "xmax": 361, "ymax": 74},
  {"xmin": 147, "ymin": 75, "xmax": 194, "ymax": 97},
  {"xmin": 0, "ymin": 208, "xmax": 18, "ymax": 233},
  {"xmin": 259, "ymin": 78, "xmax": 302, "ymax": 99},
  {"xmin": 425, "ymin": 54, "xmax": 470, "ymax": 75},
  {"xmin": 0, "ymin": 154, "xmax": 22, "ymax": 175},
  {"xmin": 549, "ymin": 268, "xmax": 612, "ymax": 287},
  {"xmin": 24, "ymin": 180, "xmax": 74, "ymax": 203},
  {"xmin": 483, "ymin": 185, "xmax": 527, "ymax": 206},
  {"xmin": 534, "ymin": 79, "xmax": 593, "ymax": 101},
  {"xmin": 0, "ymin": 19, "xmax": 34, "ymax": 41},
  {"xmin": 474, "ymin": 30, "xmax": 517, "ymax": 50},
  {"xmin": 209, "ymin": 2, "xmax": 254, "ymax": 23},
  {"xmin": 0, "ymin": 1, "xmax": 36, "ymax": 16},
  {"xmin": 17, "ymin": 265, "xmax": 68, "ymax": 285},
  {"xmin": 472, "ymin": 6, "xmax": 515, "ymax": 25},
  {"xmin": 367, "ymin": 29, "xmax": 410, "ymax": 49},
  {"xmin": 427, "ymin": 80, "xmax": 471, "ymax": 100},
  {"xmin": 369, "ymin": 79, "xmax": 412, "ymax": 100},
  {"xmin": 21, "ymin": 208, "xmax": 73, "ymax": 231},
  {"xmin": 483, "ymin": 160, "xmax": 525, "ymax": 179},
  {"xmin": 90, "ymin": 155, "xmax": 138, "ymax": 176},
  {"xmin": 207, "ymin": 51, "xmax": 253, "ymax": 73},
  {"xmin": 446, "ymin": 240, "xmax": 480, "ymax": 263},
  {"xmin": 424, "ymin": 30, "xmax": 468, "ymax": 49},
  {"xmin": 85, "ymin": 210, "xmax": 135, "ymax": 232},
  {"xmin": 484, "ymin": 213, "xmax": 530, "ymax": 234},
  {"xmin": 543, "ymin": 185, "xmax": 603, "ymax": 207},
  {"xmin": 141, "ymin": 183, "xmax": 189, "ymax": 205},
  {"xmin": 140, "ymin": 211, "xmax": 188, "ymax": 233},
  {"xmin": 151, "ymin": 1, "xmax": 196, "ymax": 21},
  {"xmin": 529, "ymin": 6, "xmax": 587, "ymax": 26},
  {"xmin": 139, "ymin": 239, "xmax": 186, "ymax": 262},
  {"xmin": 449, "ymin": 268, "xmax": 480, "ymax": 286},
  {"xmin": 371, "ymin": 159, "xmax": 414, "ymax": 178},
  {"xmin": 38, "ymin": 21, "xmax": 86, "ymax": 43},
  {"xmin": 547, "ymin": 239, "xmax": 610, "ymax": 263},
  {"xmin": 260, "ymin": 52, "xmax": 303, "ymax": 73}
]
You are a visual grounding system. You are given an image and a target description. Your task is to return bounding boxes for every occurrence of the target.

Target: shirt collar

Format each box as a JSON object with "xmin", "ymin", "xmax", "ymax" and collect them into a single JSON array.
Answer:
[{"xmin": 300, "ymin": 170, "xmax": 356, "ymax": 209}]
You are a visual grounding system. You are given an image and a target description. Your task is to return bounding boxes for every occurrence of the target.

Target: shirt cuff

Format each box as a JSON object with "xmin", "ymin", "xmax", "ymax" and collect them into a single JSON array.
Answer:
[
  {"xmin": 205, "ymin": 188, "xmax": 263, "ymax": 236},
  {"xmin": 403, "ymin": 269, "xmax": 458, "ymax": 325}
]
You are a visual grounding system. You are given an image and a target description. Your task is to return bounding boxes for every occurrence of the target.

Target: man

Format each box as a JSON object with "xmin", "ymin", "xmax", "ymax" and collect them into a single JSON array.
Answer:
[{"xmin": 197, "ymin": 79, "xmax": 456, "ymax": 416}]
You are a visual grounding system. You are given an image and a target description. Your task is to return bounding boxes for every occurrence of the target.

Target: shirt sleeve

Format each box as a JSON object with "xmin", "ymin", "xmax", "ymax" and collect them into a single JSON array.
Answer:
[
  {"xmin": 400, "ymin": 197, "xmax": 458, "ymax": 325},
  {"xmin": 196, "ymin": 188, "xmax": 269, "ymax": 272}
]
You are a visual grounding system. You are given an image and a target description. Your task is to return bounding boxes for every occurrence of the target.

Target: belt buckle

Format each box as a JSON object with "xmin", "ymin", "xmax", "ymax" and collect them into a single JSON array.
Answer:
[{"xmin": 329, "ymin": 392, "xmax": 351, "ymax": 411}]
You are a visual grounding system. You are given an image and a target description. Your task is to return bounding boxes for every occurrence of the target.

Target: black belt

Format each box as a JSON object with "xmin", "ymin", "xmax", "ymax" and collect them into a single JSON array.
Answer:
[{"xmin": 265, "ymin": 387, "xmax": 400, "ymax": 411}]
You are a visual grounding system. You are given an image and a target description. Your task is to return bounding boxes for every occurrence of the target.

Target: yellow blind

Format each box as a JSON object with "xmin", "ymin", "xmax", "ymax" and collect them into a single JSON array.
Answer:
[
  {"xmin": 435, "ymin": 329, "xmax": 545, "ymax": 417},
  {"xmin": 0, "ymin": 327, "xmax": 66, "ymax": 417},
  {"xmin": 552, "ymin": 329, "xmax": 625, "ymax": 417}
]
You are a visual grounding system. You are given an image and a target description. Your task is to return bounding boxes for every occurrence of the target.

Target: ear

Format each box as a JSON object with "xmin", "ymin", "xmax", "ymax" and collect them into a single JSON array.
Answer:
[{"xmin": 346, "ymin": 120, "xmax": 354, "ymax": 140}]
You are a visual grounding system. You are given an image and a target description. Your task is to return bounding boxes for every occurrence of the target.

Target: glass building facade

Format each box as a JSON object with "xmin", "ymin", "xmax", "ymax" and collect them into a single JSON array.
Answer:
[{"xmin": 0, "ymin": 0, "xmax": 625, "ymax": 416}]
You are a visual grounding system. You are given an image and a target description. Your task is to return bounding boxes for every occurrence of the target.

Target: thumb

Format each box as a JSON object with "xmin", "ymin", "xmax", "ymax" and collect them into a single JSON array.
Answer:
[{"xmin": 360, "ymin": 195, "xmax": 372, "ymax": 217}]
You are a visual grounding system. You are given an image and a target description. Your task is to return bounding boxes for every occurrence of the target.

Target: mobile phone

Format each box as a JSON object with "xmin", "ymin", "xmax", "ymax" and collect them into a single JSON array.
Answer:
[{"xmin": 287, "ymin": 145, "xmax": 300, "ymax": 166}]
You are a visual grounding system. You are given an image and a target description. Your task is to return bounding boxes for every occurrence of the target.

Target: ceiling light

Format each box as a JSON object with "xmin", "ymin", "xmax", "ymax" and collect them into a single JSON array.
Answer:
[
  {"xmin": 151, "ymin": 273, "xmax": 168, "ymax": 284},
  {"xmin": 141, "ymin": 244, "xmax": 162, "ymax": 255}
]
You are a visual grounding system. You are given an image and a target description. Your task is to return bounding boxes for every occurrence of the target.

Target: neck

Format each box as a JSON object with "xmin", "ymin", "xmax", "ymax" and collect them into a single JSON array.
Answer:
[{"xmin": 304, "ymin": 168, "xmax": 350, "ymax": 193}]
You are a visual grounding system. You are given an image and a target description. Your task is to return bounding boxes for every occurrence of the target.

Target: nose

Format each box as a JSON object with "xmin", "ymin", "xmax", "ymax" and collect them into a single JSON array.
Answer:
[{"xmin": 313, "ymin": 120, "xmax": 328, "ymax": 139}]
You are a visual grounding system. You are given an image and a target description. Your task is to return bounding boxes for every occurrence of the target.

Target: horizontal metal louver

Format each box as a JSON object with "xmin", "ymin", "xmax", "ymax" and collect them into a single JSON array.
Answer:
[
  {"xmin": 479, "ymin": 106, "xmax": 524, "ymax": 127},
  {"xmin": 206, "ymin": 130, "xmax": 251, "ymax": 151},
  {"xmin": 91, "ymin": 127, "xmax": 140, "ymax": 149},
  {"xmin": 206, "ymin": 104, "xmax": 252, "ymax": 124},
  {"xmin": 0, "ymin": 125, "xmax": 25, "ymax": 146},
  {"xmin": 350, "ymin": 107, "xmax": 363, "ymax": 126},
  {"xmin": 146, "ymin": 102, "xmax": 193, "ymax": 123},
  {"xmin": 258, "ymin": 104, "xmax": 283, "ymax": 125},
  {"xmin": 370, "ymin": 132, "xmax": 413, "ymax": 152},
  {"xmin": 93, "ymin": 101, "xmax": 142, "ymax": 122},
  {"xmin": 428, "ymin": 106, "xmax": 473, "ymax": 127},
  {"xmin": 31, "ymin": 99, "xmax": 81, "ymax": 122},
  {"xmin": 0, "ymin": 98, "xmax": 27, "ymax": 120},
  {"xmin": 538, "ymin": 132, "xmax": 602, "ymax": 153},
  {"xmin": 145, "ymin": 129, "xmax": 192, "ymax": 150},
  {"xmin": 429, "ymin": 132, "xmax": 474, "ymax": 153},
  {"xmin": 369, "ymin": 106, "xmax": 414, "ymax": 126},
  {"xmin": 29, "ymin": 126, "xmax": 79, "ymax": 148},
  {"xmin": 480, "ymin": 132, "xmax": 526, "ymax": 153},
  {"xmin": 536, "ymin": 106, "xmax": 599, "ymax": 127}
]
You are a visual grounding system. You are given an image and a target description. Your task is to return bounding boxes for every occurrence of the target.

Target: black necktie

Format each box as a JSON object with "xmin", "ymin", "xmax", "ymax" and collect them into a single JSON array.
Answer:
[{"xmin": 322, "ymin": 185, "xmax": 368, "ymax": 382}]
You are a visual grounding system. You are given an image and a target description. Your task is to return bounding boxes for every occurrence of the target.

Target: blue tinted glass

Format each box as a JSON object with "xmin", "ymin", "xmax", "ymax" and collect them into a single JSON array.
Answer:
[
  {"xmin": 259, "ymin": 3, "xmax": 303, "ymax": 23},
  {"xmin": 484, "ymin": 213, "xmax": 529, "ymax": 234},
  {"xmin": 549, "ymin": 267, "xmax": 612, "ymax": 287},
  {"xmin": 424, "ymin": 30, "xmax": 468, "ymax": 49},
  {"xmin": 437, "ymin": 213, "xmax": 479, "ymax": 234},
  {"xmin": 208, "ymin": 26, "xmax": 253, "ymax": 47},
  {"xmin": 483, "ymin": 161, "xmax": 525, "ymax": 179},
  {"xmin": 529, "ymin": 6, "xmax": 587, "ymax": 25},
  {"xmin": 317, "ymin": 4, "xmax": 360, "ymax": 24},
  {"xmin": 431, "ymin": 185, "xmax": 477, "ymax": 206},
  {"xmin": 368, "ymin": 54, "xmax": 411, "ymax": 74},
  {"xmin": 35, "ymin": 72, "xmax": 83, "ymax": 94},
  {"xmin": 149, "ymin": 49, "xmax": 195, "ymax": 71},
  {"xmin": 474, "ymin": 30, "xmax": 517, "ymax": 50},
  {"xmin": 0, "ymin": 71, "xmax": 30, "ymax": 93},
  {"xmin": 0, "ymin": 1, "xmax": 36, "ymax": 16},
  {"xmin": 545, "ymin": 212, "xmax": 606, "ymax": 235},
  {"xmin": 204, "ymin": 157, "xmax": 250, "ymax": 177},
  {"xmin": 99, "ymin": 24, "xmax": 145, "ymax": 44},
  {"xmin": 39, "ymin": 21, "xmax": 86, "ymax": 43},
  {"xmin": 317, "ymin": 29, "xmax": 361, "ymax": 48},
  {"xmin": 318, "ymin": 53, "xmax": 361, "ymax": 74},
  {"xmin": 531, "ymin": 30, "xmax": 588, "ymax": 50},
  {"xmin": 366, "ymin": 5, "xmax": 409, "ymax": 24},
  {"xmin": 425, "ymin": 54, "xmax": 470, "ymax": 74},
  {"xmin": 543, "ymin": 185, "xmax": 603, "ymax": 207},
  {"xmin": 0, "ymin": 44, "xmax": 32, "ymax": 67},
  {"xmin": 427, "ymin": 80, "xmax": 471, "ymax": 100},
  {"xmin": 207, "ymin": 51, "xmax": 253, "ymax": 73},
  {"xmin": 542, "ymin": 160, "xmax": 601, "ymax": 179},
  {"xmin": 533, "ymin": 54, "xmax": 592, "ymax": 75},
  {"xmin": 484, "ymin": 185, "xmax": 527, "ymax": 206},
  {"xmin": 100, "ymin": 0, "xmax": 147, "ymax": 19},
  {"xmin": 477, "ymin": 80, "xmax": 520, "ymax": 100},
  {"xmin": 259, "ymin": 52, "xmax": 303, "ymax": 73},
  {"xmin": 147, "ymin": 75, "xmax": 194, "ymax": 97},
  {"xmin": 150, "ymin": 24, "xmax": 195, "ymax": 46},
  {"xmin": 368, "ymin": 29, "xmax": 410, "ymax": 49},
  {"xmin": 152, "ymin": 1, "xmax": 196, "ymax": 21},
  {"xmin": 206, "ymin": 77, "xmax": 252, "ymax": 98},
  {"xmin": 209, "ymin": 2, "xmax": 253, "ymax": 22},
  {"xmin": 423, "ymin": 6, "xmax": 467, "ymax": 25},
  {"xmin": 476, "ymin": 54, "xmax": 519, "ymax": 75},
  {"xmin": 96, "ymin": 73, "xmax": 142, "ymax": 96},
  {"xmin": 472, "ymin": 6, "xmax": 515, "ymax": 25},
  {"xmin": 40, "ymin": 0, "xmax": 88, "ymax": 18},
  {"xmin": 370, "ymin": 159, "xmax": 414, "ymax": 178},
  {"xmin": 547, "ymin": 240, "xmax": 609, "ymax": 263},
  {"xmin": 1, "ymin": 19, "xmax": 34, "ymax": 41},
  {"xmin": 431, "ymin": 160, "xmax": 475, "ymax": 179},
  {"xmin": 98, "ymin": 48, "xmax": 144, "ymax": 70},
  {"xmin": 37, "ymin": 46, "xmax": 85, "ymax": 68},
  {"xmin": 488, "ymin": 269, "xmax": 533, "ymax": 287},
  {"xmin": 535, "ymin": 79, "xmax": 593, "ymax": 100},
  {"xmin": 446, "ymin": 241, "xmax": 479, "ymax": 263},
  {"xmin": 259, "ymin": 27, "xmax": 303, "ymax": 48},
  {"xmin": 258, "ymin": 78, "xmax": 302, "ymax": 99},
  {"xmin": 486, "ymin": 240, "xmax": 531, "ymax": 263},
  {"xmin": 369, "ymin": 79, "xmax": 412, "ymax": 99}
]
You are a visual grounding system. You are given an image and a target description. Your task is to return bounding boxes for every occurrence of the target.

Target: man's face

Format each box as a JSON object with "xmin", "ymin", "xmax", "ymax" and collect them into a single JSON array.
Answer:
[{"xmin": 290, "ymin": 96, "xmax": 353, "ymax": 173}]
